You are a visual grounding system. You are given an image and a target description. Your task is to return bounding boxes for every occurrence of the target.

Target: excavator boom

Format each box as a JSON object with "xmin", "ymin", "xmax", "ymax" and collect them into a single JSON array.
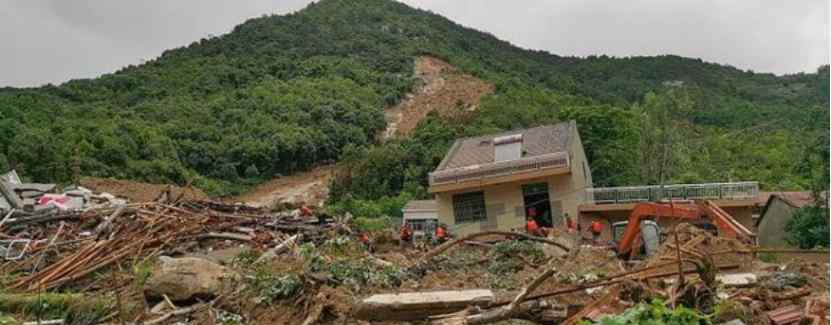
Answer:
[
  {"xmin": 697, "ymin": 200, "xmax": 755, "ymax": 242},
  {"xmin": 614, "ymin": 200, "xmax": 755, "ymax": 258},
  {"xmin": 616, "ymin": 202, "xmax": 699, "ymax": 258}
]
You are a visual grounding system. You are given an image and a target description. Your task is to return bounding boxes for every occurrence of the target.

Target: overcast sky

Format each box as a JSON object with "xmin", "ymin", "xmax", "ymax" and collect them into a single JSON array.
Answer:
[{"xmin": 1, "ymin": 0, "xmax": 828, "ymax": 87}]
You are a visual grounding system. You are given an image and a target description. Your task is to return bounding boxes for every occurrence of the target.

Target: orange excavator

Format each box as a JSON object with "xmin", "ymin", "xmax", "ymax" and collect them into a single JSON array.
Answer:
[{"xmin": 612, "ymin": 200, "xmax": 755, "ymax": 259}]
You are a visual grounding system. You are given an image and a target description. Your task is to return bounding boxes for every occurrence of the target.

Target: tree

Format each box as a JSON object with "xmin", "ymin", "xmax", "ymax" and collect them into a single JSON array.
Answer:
[
  {"xmin": 557, "ymin": 105, "xmax": 639, "ymax": 186},
  {"xmin": 786, "ymin": 207, "xmax": 829, "ymax": 249},
  {"xmin": 635, "ymin": 89, "xmax": 693, "ymax": 185}
]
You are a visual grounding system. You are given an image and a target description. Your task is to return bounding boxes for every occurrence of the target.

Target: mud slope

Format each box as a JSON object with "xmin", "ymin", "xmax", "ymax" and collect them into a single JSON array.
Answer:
[{"xmin": 383, "ymin": 56, "xmax": 494, "ymax": 139}]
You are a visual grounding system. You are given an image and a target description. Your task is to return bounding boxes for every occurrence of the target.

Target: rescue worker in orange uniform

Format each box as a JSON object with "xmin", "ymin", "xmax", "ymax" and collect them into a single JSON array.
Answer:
[
  {"xmin": 435, "ymin": 224, "xmax": 448, "ymax": 244},
  {"xmin": 359, "ymin": 232, "xmax": 375, "ymax": 253},
  {"xmin": 590, "ymin": 220, "xmax": 604, "ymax": 243},
  {"xmin": 526, "ymin": 218, "xmax": 541, "ymax": 237}
]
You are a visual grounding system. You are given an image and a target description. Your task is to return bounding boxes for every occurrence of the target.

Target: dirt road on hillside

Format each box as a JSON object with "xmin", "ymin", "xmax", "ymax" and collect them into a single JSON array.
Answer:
[{"xmin": 228, "ymin": 165, "xmax": 336, "ymax": 208}]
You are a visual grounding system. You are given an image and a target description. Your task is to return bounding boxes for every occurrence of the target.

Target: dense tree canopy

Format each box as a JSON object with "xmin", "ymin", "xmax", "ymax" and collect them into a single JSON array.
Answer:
[{"xmin": 0, "ymin": 0, "xmax": 827, "ymax": 200}]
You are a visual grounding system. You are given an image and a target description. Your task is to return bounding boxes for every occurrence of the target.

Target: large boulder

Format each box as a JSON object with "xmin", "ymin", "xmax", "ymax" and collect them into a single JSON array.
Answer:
[{"xmin": 144, "ymin": 256, "xmax": 237, "ymax": 301}]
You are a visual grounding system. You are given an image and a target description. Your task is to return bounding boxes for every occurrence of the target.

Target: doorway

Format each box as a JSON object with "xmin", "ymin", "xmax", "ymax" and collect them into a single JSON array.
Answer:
[{"xmin": 522, "ymin": 182, "xmax": 552, "ymax": 227}]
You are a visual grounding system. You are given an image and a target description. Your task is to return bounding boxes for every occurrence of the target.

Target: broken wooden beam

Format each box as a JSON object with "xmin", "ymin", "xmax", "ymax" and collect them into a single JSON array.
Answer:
[{"xmin": 354, "ymin": 289, "xmax": 495, "ymax": 321}]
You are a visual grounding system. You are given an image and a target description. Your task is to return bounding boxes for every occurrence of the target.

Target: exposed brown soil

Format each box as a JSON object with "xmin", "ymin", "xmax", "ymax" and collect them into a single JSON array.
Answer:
[
  {"xmin": 227, "ymin": 165, "xmax": 336, "ymax": 208},
  {"xmin": 79, "ymin": 176, "xmax": 207, "ymax": 202},
  {"xmin": 383, "ymin": 56, "xmax": 494, "ymax": 139}
]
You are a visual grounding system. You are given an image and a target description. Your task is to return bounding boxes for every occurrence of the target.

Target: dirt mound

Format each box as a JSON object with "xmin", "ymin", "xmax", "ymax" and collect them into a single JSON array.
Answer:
[
  {"xmin": 79, "ymin": 176, "xmax": 207, "ymax": 202},
  {"xmin": 383, "ymin": 56, "xmax": 494, "ymax": 139},
  {"xmin": 228, "ymin": 165, "xmax": 335, "ymax": 208}
]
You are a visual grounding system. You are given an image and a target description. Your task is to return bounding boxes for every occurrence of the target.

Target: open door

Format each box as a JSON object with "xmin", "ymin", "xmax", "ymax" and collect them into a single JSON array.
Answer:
[{"xmin": 522, "ymin": 182, "xmax": 553, "ymax": 227}]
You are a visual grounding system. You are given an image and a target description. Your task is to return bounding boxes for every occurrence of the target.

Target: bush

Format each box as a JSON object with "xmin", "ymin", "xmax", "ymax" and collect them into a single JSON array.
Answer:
[
  {"xmin": 251, "ymin": 273, "xmax": 304, "ymax": 304},
  {"xmin": 786, "ymin": 206, "xmax": 830, "ymax": 249},
  {"xmin": 354, "ymin": 216, "xmax": 392, "ymax": 232},
  {"xmin": 582, "ymin": 300, "xmax": 709, "ymax": 325}
]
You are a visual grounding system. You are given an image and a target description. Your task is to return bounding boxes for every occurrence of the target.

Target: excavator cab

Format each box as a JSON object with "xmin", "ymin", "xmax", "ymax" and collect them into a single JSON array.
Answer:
[{"xmin": 611, "ymin": 220, "xmax": 661, "ymax": 258}]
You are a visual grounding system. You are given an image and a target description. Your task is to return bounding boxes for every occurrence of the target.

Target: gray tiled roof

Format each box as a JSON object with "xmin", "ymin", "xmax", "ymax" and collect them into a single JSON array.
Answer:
[{"xmin": 435, "ymin": 122, "xmax": 573, "ymax": 172}]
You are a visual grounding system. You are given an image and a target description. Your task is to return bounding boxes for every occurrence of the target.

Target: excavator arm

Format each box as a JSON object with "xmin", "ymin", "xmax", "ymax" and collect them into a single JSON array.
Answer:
[
  {"xmin": 616, "ymin": 202, "xmax": 699, "ymax": 258},
  {"xmin": 697, "ymin": 200, "xmax": 755, "ymax": 243},
  {"xmin": 615, "ymin": 200, "xmax": 756, "ymax": 259}
]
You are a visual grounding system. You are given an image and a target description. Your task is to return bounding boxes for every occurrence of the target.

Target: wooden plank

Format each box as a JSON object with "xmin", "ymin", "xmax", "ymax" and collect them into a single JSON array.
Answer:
[{"xmin": 354, "ymin": 289, "xmax": 495, "ymax": 321}]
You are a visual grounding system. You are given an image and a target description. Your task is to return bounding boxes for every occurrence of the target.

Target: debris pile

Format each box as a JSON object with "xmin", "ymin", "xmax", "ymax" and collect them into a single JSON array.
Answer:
[{"xmin": 0, "ymin": 171, "xmax": 828, "ymax": 324}]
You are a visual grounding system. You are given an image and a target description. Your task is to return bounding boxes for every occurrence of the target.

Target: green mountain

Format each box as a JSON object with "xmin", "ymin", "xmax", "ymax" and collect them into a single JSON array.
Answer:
[{"xmin": 0, "ymin": 0, "xmax": 827, "ymax": 197}]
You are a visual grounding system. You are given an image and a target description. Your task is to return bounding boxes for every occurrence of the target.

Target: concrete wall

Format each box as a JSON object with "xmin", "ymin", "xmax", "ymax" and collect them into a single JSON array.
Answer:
[
  {"xmin": 565, "ymin": 121, "xmax": 592, "ymax": 224},
  {"xmin": 437, "ymin": 179, "xmax": 526, "ymax": 236},
  {"xmin": 757, "ymin": 198, "xmax": 798, "ymax": 248}
]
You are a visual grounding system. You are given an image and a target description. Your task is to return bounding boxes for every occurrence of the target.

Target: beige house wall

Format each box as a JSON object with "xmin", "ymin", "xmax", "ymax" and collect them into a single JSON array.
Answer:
[{"xmin": 436, "ymin": 121, "xmax": 594, "ymax": 237}]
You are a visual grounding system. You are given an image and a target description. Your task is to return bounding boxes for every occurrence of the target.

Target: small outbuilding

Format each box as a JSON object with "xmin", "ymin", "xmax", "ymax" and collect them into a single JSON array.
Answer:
[
  {"xmin": 755, "ymin": 192, "xmax": 818, "ymax": 248},
  {"xmin": 402, "ymin": 200, "xmax": 439, "ymax": 238}
]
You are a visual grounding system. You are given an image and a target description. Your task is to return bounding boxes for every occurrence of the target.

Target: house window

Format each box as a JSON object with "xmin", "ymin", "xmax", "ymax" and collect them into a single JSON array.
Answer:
[
  {"xmin": 408, "ymin": 220, "xmax": 424, "ymax": 231},
  {"xmin": 453, "ymin": 191, "xmax": 487, "ymax": 223}
]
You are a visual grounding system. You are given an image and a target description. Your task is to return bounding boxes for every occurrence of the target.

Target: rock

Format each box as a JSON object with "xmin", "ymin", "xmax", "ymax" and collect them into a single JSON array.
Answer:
[
  {"xmin": 718, "ymin": 273, "xmax": 757, "ymax": 288},
  {"xmin": 144, "ymin": 256, "xmax": 237, "ymax": 301},
  {"xmin": 762, "ymin": 272, "xmax": 807, "ymax": 291}
]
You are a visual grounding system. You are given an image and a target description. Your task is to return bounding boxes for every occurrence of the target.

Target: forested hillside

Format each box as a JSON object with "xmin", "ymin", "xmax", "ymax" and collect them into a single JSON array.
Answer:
[{"xmin": 0, "ymin": 0, "xmax": 827, "ymax": 200}]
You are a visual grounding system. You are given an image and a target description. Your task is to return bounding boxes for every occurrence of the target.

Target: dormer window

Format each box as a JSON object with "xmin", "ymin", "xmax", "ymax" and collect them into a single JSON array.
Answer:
[{"xmin": 493, "ymin": 134, "xmax": 522, "ymax": 162}]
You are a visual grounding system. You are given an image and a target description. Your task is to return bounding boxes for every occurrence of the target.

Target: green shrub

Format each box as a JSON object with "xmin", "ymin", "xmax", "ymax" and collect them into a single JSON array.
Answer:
[
  {"xmin": 232, "ymin": 248, "xmax": 262, "ymax": 267},
  {"xmin": 786, "ymin": 206, "xmax": 830, "ymax": 249},
  {"xmin": 0, "ymin": 293, "xmax": 108, "ymax": 324},
  {"xmin": 713, "ymin": 299, "xmax": 751, "ymax": 324},
  {"xmin": 251, "ymin": 273, "xmax": 304, "ymax": 304},
  {"xmin": 758, "ymin": 252, "xmax": 778, "ymax": 263},
  {"xmin": 581, "ymin": 300, "xmax": 709, "ymax": 325},
  {"xmin": 354, "ymin": 216, "xmax": 392, "ymax": 232}
]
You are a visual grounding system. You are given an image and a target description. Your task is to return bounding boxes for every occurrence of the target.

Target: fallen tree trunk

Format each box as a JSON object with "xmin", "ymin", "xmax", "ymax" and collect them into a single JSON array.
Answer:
[{"xmin": 255, "ymin": 234, "xmax": 299, "ymax": 264}]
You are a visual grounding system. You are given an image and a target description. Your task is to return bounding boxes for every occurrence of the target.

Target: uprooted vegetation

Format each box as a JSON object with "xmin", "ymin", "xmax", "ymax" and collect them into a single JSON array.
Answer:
[{"xmin": 0, "ymin": 184, "xmax": 828, "ymax": 324}]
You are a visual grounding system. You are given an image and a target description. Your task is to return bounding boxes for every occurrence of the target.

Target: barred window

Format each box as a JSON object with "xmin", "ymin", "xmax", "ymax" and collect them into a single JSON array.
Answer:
[{"xmin": 453, "ymin": 191, "xmax": 487, "ymax": 223}]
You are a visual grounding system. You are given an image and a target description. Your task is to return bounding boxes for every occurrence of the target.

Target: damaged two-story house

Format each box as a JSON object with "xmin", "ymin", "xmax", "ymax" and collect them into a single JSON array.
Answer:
[{"xmin": 427, "ymin": 121, "xmax": 592, "ymax": 236}]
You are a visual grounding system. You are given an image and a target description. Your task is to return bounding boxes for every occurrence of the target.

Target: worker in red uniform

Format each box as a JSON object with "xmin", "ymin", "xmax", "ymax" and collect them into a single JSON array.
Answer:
[
  {"xmin": 435, "ymin": 224, "xmax": 448, "ymax": 244},
  {"xmin": 399, "ymin": 223, "xmax": 413, "ymax": 248},
  {"xmin": 590, "ymin": 219, "xmax": 604, "ymax": 243},
  {"xmin": 526, "ymin": 218, "xmax": 541, "ymax": 237},
  {"xmin": 299, "ymin": 205, "xmax": 314, "ymax": 217},
  {"xmin": 359, "ymin": 232, "xmax": 375, "ymax": 253}
]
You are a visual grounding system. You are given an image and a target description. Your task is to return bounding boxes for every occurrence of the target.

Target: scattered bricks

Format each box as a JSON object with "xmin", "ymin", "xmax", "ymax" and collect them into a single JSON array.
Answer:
[{"xmin": 767, "ymin": 305, "xmax": 803, "ymax": 325}]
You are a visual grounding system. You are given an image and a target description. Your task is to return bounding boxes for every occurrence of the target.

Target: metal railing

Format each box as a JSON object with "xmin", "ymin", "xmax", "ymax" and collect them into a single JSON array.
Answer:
[
  {"xmin": 429, "ymin": 152, "xmax": 569, "ymax": 186},
  {"xmin": 585, "ymin": 181, "xmax": 759, "ymax": 204}
]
